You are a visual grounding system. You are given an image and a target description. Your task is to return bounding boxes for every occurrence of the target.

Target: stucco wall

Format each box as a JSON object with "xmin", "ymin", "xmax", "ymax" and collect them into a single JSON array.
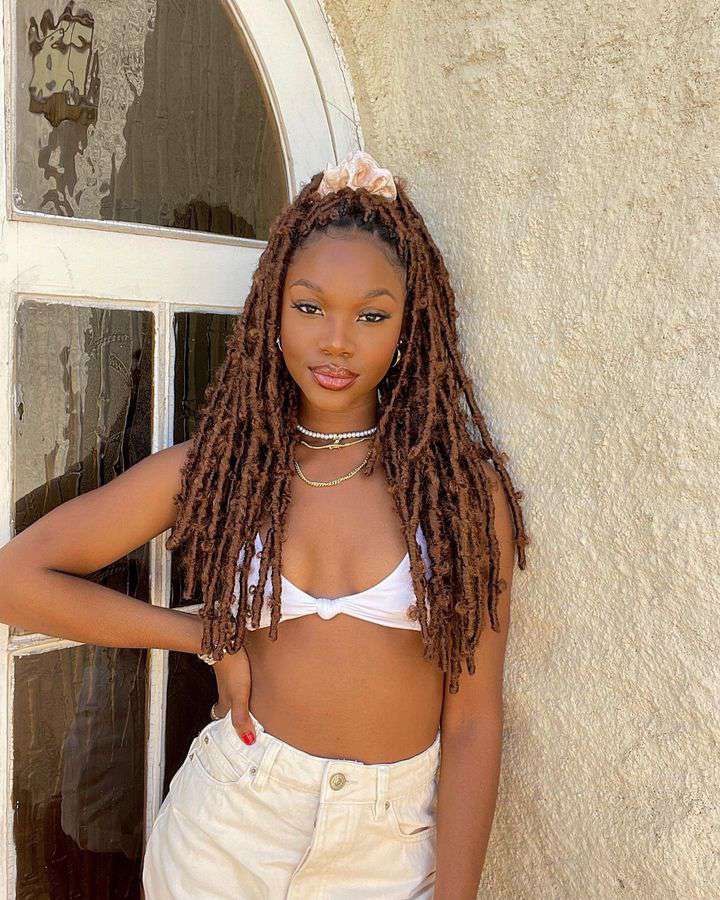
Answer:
[{"xmin": 320, "ymin": 2, "xmax": 719, "ymax": 897}]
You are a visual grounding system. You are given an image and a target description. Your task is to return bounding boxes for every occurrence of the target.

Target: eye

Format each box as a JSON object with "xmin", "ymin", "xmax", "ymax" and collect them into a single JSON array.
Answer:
[
  {"xmin": 359, "ymin": 311, "xmax": 390, "ymax": 324},
  {"xmin": 290, "ymin": 302, "xmax": 390, "ymax": 324},
  {"xmin": 291, "ymin": 301, "xmax": 321, "ymax": 315}
]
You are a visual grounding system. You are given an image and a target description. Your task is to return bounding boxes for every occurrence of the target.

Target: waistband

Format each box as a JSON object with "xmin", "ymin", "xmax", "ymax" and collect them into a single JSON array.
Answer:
[{"xmin": 209, "ymin": 709, "xmax": 441, "ymax": 814}]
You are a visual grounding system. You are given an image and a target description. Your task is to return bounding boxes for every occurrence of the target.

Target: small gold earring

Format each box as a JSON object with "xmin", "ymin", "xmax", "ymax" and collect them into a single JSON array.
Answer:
[
  {"xmin": 391, "ymin": 344, "xmax": 402, "ymax": 368},
  {"xmin": 276, "ymin": 336, "xmax": 283, "ymax": 352}
]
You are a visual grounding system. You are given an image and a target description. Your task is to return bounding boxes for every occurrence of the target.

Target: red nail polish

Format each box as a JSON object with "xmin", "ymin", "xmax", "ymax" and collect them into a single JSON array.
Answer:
[{"xmin": 241, "ymin": 732, "xmax": 255, "ymax": 745}]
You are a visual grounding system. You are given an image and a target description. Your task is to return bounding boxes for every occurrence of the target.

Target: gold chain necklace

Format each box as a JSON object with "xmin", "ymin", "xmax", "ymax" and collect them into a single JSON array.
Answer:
[
  {"xmin": 298, "ymin": 436, "xmax": 370, "ymax": 451},
  {"xmin": 294, "ymin": 447, "xmax": 372, "ymax": 487}
]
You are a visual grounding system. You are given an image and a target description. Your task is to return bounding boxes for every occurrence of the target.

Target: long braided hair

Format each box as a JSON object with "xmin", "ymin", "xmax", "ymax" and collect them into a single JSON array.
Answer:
[{"xmin": 166, "ymin": 168, "xmax": 530, "ymax": 693}]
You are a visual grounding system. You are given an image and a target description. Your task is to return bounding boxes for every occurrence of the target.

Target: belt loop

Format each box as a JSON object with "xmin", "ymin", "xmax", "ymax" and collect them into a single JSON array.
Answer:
[
  {"xmin": 248, "ymin": 709, "xmax": 265, "ymax": 737},
  {"xmin": 373, "ymin": 766, "xmax": 390, "ymax": 820},
  {"xmin": 250, "ymin": 739, "xmax": 282, "ymax": 791}
]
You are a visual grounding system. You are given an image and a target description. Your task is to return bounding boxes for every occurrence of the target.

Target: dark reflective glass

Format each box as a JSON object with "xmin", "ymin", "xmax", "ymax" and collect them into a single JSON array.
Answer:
[
  {"xmin": 163, "ymin": 651, "xmax": 217, "ymax": 798},
  {"xmin": 14, "ymin": 0, "xmax": 288, "ymax": 239},
  {"xmin": 14, "ymin": 301, "xmax": 154, "ymax": 634},
  {"xmin": 171, "ymin": 311, "xmax": 238, "ymax": 607},
  {"xmin": 13, "ymin": 646, "xmax": 147, "ymax": 899}
]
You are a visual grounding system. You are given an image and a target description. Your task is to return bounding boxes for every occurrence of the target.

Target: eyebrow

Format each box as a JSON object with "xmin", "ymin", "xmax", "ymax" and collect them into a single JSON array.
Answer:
[{"xmin": 289, "ymin": 278, "xmax": 397, "ymax": 302}]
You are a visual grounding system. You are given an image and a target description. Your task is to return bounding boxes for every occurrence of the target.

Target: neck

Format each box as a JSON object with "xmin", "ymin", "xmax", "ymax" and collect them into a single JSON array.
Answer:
[{"xmin": 297, "ymin": 397, "xmax": 378, "ymax": 436}]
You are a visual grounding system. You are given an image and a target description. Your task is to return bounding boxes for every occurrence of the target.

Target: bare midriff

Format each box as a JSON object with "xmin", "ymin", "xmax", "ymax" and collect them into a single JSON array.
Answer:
[
  {"xmin": 244, "ymin": 617, "xmax": 444, "ymax": 764},
  {"xmin": 241, "ymin": 450, "xmax": 445, "ymax": 765}
]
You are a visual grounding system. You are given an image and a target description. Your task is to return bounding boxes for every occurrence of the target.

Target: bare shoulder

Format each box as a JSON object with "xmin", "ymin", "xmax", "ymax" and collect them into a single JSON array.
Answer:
[
  {"xmin": 478, "ymin": 457, "xmax": 501, "ymax": 488},
  {"xmin": 0, "ymin": 440, "xmax": 194, "ymax": 576},
  {"xmin": 479, "ymin": 458, "xmax": 511, "ymax": 522}
]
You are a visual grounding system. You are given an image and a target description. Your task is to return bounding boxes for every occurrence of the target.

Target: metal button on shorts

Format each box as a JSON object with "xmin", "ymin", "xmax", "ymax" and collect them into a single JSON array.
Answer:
[{"xmin": 329, "ymin": 772, "xmax": 347, "ymax": 790}]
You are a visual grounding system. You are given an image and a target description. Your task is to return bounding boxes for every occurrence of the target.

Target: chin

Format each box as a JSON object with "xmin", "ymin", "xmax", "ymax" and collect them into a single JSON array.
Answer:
[{"xmin": 306, "ymin": 386, "xmax": 357, "ymax": 407}]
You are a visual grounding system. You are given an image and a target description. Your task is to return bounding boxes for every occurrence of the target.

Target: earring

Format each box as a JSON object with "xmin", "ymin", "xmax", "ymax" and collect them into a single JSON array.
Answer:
[
  {"xmin": 276, "ymin": 336, "xmax": 283, "ymax": 352},
  {"xmin": 391, "ymin": 343, "xmax": 402, "ymax": 368}
]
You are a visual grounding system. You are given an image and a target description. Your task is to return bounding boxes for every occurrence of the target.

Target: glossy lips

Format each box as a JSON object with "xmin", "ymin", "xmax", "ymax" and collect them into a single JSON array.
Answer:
[{"xmin": 309, "ymin": 366, "xmax": 359, "ymax": 391}]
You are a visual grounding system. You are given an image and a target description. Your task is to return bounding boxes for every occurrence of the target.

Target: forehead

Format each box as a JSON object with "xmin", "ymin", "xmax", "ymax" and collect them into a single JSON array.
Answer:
[{"xmin": 285, "ymin": 232, "xmax": 405, "ymax": 291}]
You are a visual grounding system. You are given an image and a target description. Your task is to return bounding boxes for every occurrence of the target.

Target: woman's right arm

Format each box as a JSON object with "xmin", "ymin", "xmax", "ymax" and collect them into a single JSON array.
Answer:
[{"xmin": 0, "ymin": 440, "xmax": 203, "ymax": 655}]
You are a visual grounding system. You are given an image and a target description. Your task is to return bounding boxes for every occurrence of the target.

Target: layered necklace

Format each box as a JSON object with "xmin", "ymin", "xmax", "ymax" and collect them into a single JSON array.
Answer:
[{"xmin": 294, "ymin": 423, "xmax": 377, "ymax": 487}]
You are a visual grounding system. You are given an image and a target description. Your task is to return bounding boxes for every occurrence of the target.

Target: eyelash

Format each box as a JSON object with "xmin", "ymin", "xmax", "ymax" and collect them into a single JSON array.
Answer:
[{"xmin": 291, "ymin": 301, "xmax": 389, "ymax": 324}]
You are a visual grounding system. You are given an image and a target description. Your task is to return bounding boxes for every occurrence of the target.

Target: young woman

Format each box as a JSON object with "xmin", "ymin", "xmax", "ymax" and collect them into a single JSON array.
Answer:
[{"xmin": 0, "ymin": 150, "xmax": 529, "ymax": 899}]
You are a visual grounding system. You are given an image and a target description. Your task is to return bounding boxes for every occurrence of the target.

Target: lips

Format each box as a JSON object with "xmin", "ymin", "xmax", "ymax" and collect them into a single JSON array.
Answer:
[
  {"xmin": 311, "ymin": 365, "xmax": 358, "ymax": 378},
  {"xmin": 309, "ymin": 365, "xmax": 359, "ymax": 391}
]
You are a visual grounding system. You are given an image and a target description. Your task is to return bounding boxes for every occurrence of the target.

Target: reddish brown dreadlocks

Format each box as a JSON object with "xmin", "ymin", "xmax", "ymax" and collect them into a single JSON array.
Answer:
[{"xmin": 166, "ymin": 168, "xmax": 530, "ymax": 693}]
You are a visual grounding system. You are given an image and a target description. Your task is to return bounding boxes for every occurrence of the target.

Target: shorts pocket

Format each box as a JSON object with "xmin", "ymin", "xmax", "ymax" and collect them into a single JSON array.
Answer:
[
  {"xmin": 386, "ymin": 789, "xmax": 437, "ymax": 843},
  {"xmin": 188, "ymin": 726, "xmax": 249, "ymax": 786}
]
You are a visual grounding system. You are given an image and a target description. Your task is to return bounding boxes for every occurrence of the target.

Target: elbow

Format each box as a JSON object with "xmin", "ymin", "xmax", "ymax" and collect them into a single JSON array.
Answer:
[
  {"xmin": 0, "ymin": 544, "xmax": 43, "ymax": 628},
  {"xmin": 441, "ymin": 707, "xmax": 504, "ymax": 746},
  {"xmin": 0, "ymin": 548, "xmax": 16, "ymax": 623}
]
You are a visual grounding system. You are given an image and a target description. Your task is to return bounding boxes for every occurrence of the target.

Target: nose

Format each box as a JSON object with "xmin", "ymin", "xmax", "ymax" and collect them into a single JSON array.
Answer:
[{"xmin": 319, "ymin": 315, "xmax": 354, "ymax": 358}]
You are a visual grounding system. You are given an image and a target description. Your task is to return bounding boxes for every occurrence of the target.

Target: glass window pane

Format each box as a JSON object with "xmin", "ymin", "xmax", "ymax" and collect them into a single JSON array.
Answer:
[
  {"xmin": 14, "ymin": 301, "xmax": 154, "ymax": 635},
  {"xmin": 163, "ymin": 651, "xmax": 217, "ymax": 798},
  {"xmin": 171, "ymin": 311, "xmax": 237, "ymax": 607},
  {"xmin": 13, "ymin": 646, "xmax": 147, "ymax": 898},
  {"xmin": 15, "ymin": 1, "xmax": 288, "ymax": 240}
]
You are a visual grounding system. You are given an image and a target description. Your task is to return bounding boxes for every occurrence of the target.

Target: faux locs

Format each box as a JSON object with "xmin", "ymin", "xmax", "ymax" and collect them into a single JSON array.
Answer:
[{"xmin": 166, "ymin": 168, "xmax": 529, "ymax": 693}]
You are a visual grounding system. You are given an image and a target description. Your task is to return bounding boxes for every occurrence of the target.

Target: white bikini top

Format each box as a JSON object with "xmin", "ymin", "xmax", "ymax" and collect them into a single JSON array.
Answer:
[{"xmin": 230, "ymin": 525, "xmax": 432, "ymax": 631}]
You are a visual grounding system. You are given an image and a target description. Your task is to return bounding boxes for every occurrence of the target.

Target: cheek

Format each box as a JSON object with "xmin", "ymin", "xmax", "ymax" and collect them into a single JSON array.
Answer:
[
  {"xmin": 281, "ymin": 327, "xmax": 310, "ymax": 366},
  {"xmin": 279, "ymin": 311, "xmax": 300, "ymax": 351},
  {"xmin": 373, "ymin": 334, "xmax": 400, "ymax": 365},
  {"xmin": 351, "ymin": 330, "xmax": 398, "ymax": 370}
]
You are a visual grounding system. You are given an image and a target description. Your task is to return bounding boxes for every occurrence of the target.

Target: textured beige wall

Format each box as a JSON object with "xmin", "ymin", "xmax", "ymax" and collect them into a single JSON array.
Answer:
[{"xmin": 320, "ymin": 2, "xmax": 719, "ymax": 897}]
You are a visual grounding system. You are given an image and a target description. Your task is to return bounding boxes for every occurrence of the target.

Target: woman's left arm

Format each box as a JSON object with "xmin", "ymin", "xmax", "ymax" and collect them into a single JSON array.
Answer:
[{"xmin": 433, "ymin": 461, "xmax": 517, "ymax": 900}]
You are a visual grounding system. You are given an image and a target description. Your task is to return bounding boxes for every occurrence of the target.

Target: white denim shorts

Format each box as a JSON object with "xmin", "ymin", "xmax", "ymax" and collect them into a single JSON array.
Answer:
[{"xmin": 142, "ymin": 708, "xmax": 441, "ymax": 899}]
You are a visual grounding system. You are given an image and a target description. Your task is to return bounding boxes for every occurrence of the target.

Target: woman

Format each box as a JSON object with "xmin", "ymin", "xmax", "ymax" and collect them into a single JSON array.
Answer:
[{"xmin": 0, "ymin": 150, "xmax": 529, "ymax": 898}]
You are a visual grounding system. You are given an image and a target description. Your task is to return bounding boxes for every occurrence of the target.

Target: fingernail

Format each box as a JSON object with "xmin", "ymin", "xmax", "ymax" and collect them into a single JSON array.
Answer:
[{"xmin": 241, "ymin": 732, "xmax": 255, "ymax": 745}]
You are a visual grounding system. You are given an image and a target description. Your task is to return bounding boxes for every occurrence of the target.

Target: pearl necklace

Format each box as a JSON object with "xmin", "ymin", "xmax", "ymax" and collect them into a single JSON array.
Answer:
[{"xmin": 296, "ymin": 423, "xmax": 377, "ymax": 440}]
